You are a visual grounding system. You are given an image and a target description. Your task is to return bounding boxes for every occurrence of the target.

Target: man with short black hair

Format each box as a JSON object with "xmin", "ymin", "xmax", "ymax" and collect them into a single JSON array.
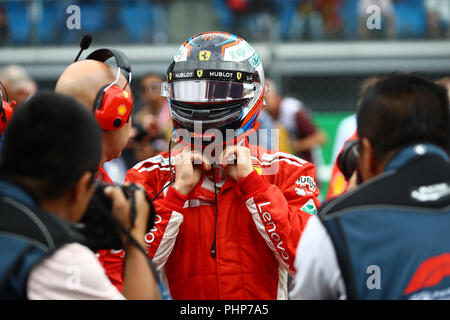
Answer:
[
  {"xmin": 290, "ymin": 73, "xmax": 450, "ymax": 300},
  {"xmin": 0, "ymin": 92, "xmax": 158, "ymax": 299}
]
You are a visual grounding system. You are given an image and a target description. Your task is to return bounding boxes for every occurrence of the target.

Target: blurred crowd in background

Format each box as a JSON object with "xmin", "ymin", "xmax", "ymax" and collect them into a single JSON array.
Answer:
[
  {"xmin": 6, "ymin": 61, "xmax": 449, "ymax": 202},
  {"xmin": 1, "ymin": 0, "xmax": 450, "ymax": 45},
  {"xmin": 2, "ymin": 0, "xmax": 450, "ymax": 199},
  {"xmin": 0, "ymin": 63, "xmax": 330, "ymax": 191}
]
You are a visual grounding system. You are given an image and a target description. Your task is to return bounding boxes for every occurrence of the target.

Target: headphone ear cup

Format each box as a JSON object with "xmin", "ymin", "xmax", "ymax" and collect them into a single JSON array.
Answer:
[
  {"xmin": 93, "ymin": 84, "xmax": 109, "ymax": 130},
  {"xmin": 93, "ymin": 85, "xmax": 133, "ymax": 131},
  {"xmin": 337, "ymin": 139, "xmax": 359, "ymax": 180}
]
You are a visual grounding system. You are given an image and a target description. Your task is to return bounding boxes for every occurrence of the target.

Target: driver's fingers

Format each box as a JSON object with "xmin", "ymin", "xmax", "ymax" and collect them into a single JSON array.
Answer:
[
  {"xmin": 221, "ymin": 146, "xmax": 239, "ymax": 167},
  {"xmin": 190, "ymin": 151, "xmax": 211, "ymax": 171}
]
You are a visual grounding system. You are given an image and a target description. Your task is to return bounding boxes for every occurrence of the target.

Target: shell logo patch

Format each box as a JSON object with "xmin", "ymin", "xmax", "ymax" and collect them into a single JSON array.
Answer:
[{"xmin": 117, "ymin": 104, "xmax": 128, "ymax": 116}]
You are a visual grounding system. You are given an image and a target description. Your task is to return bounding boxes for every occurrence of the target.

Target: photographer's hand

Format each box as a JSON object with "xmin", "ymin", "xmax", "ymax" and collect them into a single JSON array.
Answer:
[{"xmin": 104, "ymin": 185, "xmax": 160, "ymax": 300}]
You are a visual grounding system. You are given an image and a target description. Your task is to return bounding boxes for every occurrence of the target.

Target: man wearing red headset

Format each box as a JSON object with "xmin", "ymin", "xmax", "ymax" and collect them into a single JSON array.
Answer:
[
  {"xmin": 55, "ymin": 48, "xmax": 137, "ymax": 288},
  {"xmin": 106, "ymin": 32, "xmax": 321, "ymax": 300},
  {"xmin": 55, "ymin": 52, "xmax": 133, "ymax": 184}
]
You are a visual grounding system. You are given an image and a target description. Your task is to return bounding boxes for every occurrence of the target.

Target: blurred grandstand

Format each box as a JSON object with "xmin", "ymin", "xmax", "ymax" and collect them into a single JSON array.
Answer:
[{"xmin": 1, "ymin": 0, "xmax": 450, "ymax": 199}]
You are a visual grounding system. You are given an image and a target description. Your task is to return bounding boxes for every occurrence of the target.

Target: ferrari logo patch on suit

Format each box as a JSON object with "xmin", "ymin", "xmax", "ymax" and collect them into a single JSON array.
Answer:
[{"xmin": 197, "ymin": 70, "xmax": 203, "ymax": 78}]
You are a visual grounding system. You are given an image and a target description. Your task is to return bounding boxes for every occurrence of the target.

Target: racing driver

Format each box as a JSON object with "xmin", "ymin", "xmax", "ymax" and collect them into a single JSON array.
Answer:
[{"xmin": 100, "ymin": 31, "xmax": 321, "ymax": 299}]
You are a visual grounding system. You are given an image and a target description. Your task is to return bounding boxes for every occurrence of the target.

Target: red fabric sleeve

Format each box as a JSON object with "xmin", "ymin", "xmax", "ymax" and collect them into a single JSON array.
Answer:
[
  {"xmin": 97, "ymin": 165, "xmax": 186, "ymax": 292},
  {"xmin": 95, "ymin": 165, "xmax": 121, "ymax": 291},
  {"xmin": 125, "ymin": 167, "xmax": 185, "ymax": 261},
  {"xmin": 240, "ymin": 159, "xmax": 321, "ymax": 275}
]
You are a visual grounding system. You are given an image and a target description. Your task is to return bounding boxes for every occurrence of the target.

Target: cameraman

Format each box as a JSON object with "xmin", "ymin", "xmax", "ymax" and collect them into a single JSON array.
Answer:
[
  {"xmin": 290, "ymin": 74, "xmax": 450, "ymax": 299},
  {"xmin": 0, "ymin": 92, "xmax": 158, "ymax": 300}
]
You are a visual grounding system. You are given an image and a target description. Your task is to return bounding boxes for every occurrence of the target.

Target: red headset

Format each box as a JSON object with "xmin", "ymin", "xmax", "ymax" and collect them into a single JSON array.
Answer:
[
  {"xmin": 0, "ymin": 81, "xmax": 16, "ymax": 135},
  {"xmin": 85, "ymin": 48, "xmax": 134, "ymax": 131}
]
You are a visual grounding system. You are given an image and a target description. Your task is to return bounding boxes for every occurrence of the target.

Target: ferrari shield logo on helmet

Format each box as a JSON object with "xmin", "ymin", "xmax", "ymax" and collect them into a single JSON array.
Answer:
[
  {"xmin": 237, "ymin": 72, "xmax": 242, "ymax": 80},
  {"xmin": 199, "ymin": 50, "xmax": 211, "ymax": 61},
  {"xmin": 197, "ymin": 70, "xmax": 203, "ymax": 78}
]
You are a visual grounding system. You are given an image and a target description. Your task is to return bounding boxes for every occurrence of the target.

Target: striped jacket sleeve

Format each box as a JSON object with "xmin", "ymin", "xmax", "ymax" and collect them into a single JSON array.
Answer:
[
  {"xmin": 242, "ymin": 153, "xmax": 321, "ymax": 276},
  {"xmin": 125, "ymin": 163, "xmax": 185, "ymax": 271}
]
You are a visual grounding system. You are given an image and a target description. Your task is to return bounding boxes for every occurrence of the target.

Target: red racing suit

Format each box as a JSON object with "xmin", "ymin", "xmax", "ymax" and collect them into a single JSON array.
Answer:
[{"xmin": 98, "ymin": 142, "xmax": 321, "ymax": 299}]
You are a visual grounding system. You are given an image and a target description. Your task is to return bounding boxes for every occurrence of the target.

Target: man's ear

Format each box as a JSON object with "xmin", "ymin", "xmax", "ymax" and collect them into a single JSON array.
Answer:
[
  {"xmin": 71, "ymin": 171, "xmax": 94, "ymax": 202},
  {"xmin": 358, "ymin": 137, "xmax": 380, "ymax": 182}
]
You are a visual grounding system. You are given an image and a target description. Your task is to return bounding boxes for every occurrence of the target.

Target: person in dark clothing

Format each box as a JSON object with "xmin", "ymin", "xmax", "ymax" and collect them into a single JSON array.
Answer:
[
  {"xmin": 0, "ymin": 92, "xmax": 158, "ymax": 300},
  {"xmin": 290, "ymin": 73, "xmax": 450, "ymax": 300}
]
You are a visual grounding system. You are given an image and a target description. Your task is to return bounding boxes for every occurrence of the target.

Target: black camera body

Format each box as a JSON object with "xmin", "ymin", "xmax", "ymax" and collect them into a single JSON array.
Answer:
[{"xmin": 77, "ymin": 183, "xmax": 155, "ymax": 251}]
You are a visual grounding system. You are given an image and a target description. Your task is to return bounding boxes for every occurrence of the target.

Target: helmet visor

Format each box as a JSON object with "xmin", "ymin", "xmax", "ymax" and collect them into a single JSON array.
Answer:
[{"xmin": 162, "ymin": 80, "xmax": 258, "ymax": 103}]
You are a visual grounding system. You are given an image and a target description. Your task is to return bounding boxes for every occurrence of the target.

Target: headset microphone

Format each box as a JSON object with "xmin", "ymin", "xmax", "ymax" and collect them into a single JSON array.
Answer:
[{"xmin": 74, "ymin": 34, "xmax": 93, "ymax": 62}]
